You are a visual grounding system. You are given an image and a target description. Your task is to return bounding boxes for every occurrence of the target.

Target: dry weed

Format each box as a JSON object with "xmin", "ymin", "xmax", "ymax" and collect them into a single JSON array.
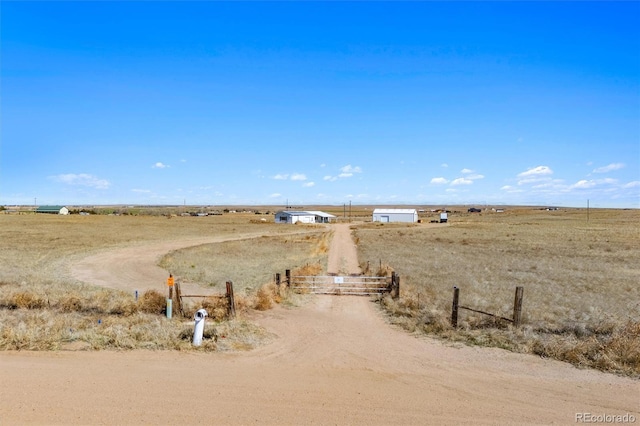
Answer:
[{"xmin": 138, "ymin": 290, "xmax": 167, "ymax": 315}]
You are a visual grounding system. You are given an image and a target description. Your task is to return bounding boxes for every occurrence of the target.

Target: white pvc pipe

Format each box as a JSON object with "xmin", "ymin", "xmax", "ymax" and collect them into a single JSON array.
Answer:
[
  {"xmin": 192, "ymin": 309, "xmax": 208, "ymax": 346},
  {"xmin": 166, "ymin": 299, "xmax": 172, "ymax": 319}
]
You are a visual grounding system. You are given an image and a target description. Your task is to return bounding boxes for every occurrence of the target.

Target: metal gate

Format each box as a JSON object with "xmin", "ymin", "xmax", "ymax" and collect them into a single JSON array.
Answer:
[{"xmin": 290, "ymin": 275, "xmax": 392, "ymax": 296}]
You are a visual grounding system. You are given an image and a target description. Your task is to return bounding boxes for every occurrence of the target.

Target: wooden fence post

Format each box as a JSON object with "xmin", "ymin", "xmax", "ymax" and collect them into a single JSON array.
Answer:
[
  {"xmin": 286, "ymin": 269, "xmax": 291, "ymax": 288},
  {"xmin": 390, "ymin": 271, "xmax": 396, "ymax": 298},
  {"xmin": 393, "ymin": 274, "xmax": 400, "ymax": 299},
  {"xmin": 174, "ymin": 281, "xmax": 184, "ymax": 317},
  {"xmin": 275, "ymin": 273, "xmax": 281, "ymax": 287},
  {"xmin": 226, "ymin": 281, "xmax": 236, "ymax": 319},
  {"xmin": 513, "ymin": 286, "xmax": 524, "ymax": 327},
  {"xmin": 451, "ymin": 287, "xmax": 460, "ymax": 328}
]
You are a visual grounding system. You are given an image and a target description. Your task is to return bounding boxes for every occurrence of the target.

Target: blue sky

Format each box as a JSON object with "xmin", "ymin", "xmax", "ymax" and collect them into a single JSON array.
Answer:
[{"xmin": 2, "ymin": 2, "xmax": 639, "ymax": 208}]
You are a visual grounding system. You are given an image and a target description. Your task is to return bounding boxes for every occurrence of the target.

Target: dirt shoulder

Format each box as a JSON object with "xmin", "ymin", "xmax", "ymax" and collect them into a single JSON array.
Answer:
[{"xmin": 1, "ymin": 223, "xmax": 638, "ymax": 425}]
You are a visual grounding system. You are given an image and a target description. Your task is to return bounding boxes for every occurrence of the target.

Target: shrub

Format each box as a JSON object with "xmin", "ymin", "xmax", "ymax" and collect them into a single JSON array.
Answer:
[
  {"xmin": 138, "ymin": 290, "xmax": 166, "ymax": 314},
  {"xmin": 6, "ymin": 292, "xmax": 47, "ymax": 310}
]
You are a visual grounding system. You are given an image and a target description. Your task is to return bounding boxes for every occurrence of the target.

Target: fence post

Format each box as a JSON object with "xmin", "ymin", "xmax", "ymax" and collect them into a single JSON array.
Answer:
[
  {"xmin": 390, "ymin": 271, "xmax": 396, "ymax": 297},
  {"xmin": 286, "ymin": 269, "xmax": 291, "ymax": 288},
  {"xmin": 451, "ymin": 286, "xmax": 459, "ymax": 328},
  {"xmin": 513, "ymin": 286, "xmax": 524, "ymax": 327},
  {"xmin": 174, "ymin": 281, "xmax": 184, "ymax": 317},
  {"xmin": 275, "ymin": 273, "xmax": 281, "ymax": 287},
  {"xmin": 393, "ymin": 274, "xmax": 400, "ymax": 299},
  {"xmin": 226, "ymin": 281, "xmax": 236, "ymax": 319}
]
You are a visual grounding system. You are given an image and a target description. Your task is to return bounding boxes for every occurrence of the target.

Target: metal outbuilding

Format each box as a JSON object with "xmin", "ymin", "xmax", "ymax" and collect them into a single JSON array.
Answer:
[
  {"xmin": 372, "ymin": 208, "xmax": 418, "ymax": 223},
  {"xmin": 35, "ymin": 205, "xmax": 69, "ymax": 215}
]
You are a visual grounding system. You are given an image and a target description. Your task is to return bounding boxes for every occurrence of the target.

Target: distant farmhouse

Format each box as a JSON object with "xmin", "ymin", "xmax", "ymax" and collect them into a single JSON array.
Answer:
[
  {"xmin": 36, "ymin": 205, "xmax": 69, "ymax": 215},
  {"xmin": 372, "ymin": 208, "xmax": 418, "ymax": 223},
  {"xmin": 275, "ymin": 210, "xmax": 336, "ymax": 224}
]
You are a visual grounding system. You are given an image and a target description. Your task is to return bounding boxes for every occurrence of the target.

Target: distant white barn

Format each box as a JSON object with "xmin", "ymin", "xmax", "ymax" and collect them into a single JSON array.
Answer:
[
  {"xmin": 274, "ymin": 210, "xmax": 336, "ymax": 224},
  {"xmin": 35, "ymin": 205, "xmax": 69, "ymax": 215},
  {"xmin": 372, "ymin": 208, "xmax": 418, "ymax": 223}
]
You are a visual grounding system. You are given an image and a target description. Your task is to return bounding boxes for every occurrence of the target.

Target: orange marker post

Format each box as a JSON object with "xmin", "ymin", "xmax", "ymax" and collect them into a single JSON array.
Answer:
[{"xmin": 167, "ymin": 274, "xmax": 175, "ymax": 300}]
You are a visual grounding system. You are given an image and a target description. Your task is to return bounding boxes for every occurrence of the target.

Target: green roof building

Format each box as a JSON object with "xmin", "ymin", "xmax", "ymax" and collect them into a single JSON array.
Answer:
[{"xmin": 35, "ymin": 205, "xmax": 69, "ymax": 215}]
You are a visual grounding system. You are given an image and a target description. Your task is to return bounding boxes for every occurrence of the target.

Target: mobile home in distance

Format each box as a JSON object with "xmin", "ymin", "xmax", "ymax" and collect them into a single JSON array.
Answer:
[
  {"xmin": 372, "ymin": 208, "xmax": 418, "ymax": 223},
  {"xmin": 274, "ymin": 210, "xmax": 336, "ymax": 224}
]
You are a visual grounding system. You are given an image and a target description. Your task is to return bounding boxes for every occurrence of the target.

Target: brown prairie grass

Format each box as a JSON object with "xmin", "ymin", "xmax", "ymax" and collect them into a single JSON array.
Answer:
[
  {"xmin": 158, "ymin": 231, "xmax": 328, "ymax": 294},
  {"xmin": 0, "ymin": 213, "xmax": 327, "ymax": 351},
  {"xmin": 356, "ymin": 208, "xmax": 640, "ymax": 377}
]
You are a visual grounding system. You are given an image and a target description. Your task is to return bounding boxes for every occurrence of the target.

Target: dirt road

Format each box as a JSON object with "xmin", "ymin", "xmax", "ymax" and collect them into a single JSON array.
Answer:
[
  {"xmin": 327, "ymin": 223, "xmax": 362, "ymax": 275},
  {"xmin": 1, "ymin": 224, "xmax": 638, "ymax": 425},
  {"xmin": 70, "ymin": 231, "xmax": 306, "ymax": 296}
]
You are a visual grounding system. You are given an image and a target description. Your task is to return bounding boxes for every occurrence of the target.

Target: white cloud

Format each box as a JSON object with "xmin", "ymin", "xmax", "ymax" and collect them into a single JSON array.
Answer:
[
  {"xmin": 517, "ymin": 166, "xmax": 554, "ymax": 185},
  {"xmin": 441, "ymin": 163, "xmax": 449, "ymax": 168},
  {"xmin": 339, "ymin": 164, "xmax": 362, "ymax": 178},
  {"xmin": 569, "ymin": 178, "xmax": 619, "ymax": 190},
  {"xmin": 341, "ymin": 165, "xmax": 362, "ymax": 174},
  {"xmin": 325, "ymin": 165, "xmax": 363, "ymax": 180},
  {"xmin": 451, "ymin": 178, "xmax": 473, "ymax": 186},
  {"xmin": 50, "ymin": 173, "xmax": 110, "ymax": 189},
  {"xmin": 518, "ymin": 166, "xmax": 553, "ymax": 178},
  {"xmin": 467, "ymin": 174, "xmax": 485, "ymax": 180},
  {"xmin": 570, "ymin": 180, "xmax": 596, "ymax": 189},
  {"xmin": 461, "ymin": 168, "xmax": 474, "ymax": 174},
  {"xmin": 269, "ymin": 193, "xmax": 282, "ymax": 198},
  {"xmin": 623, "ymin": 181, "xmax": 640, "ymax": 188},
  {"xmin": 153, "ymin": 162, "xmax": 169, "ymax": 169},
  {"xmin": 430, "ymin": 177, "xmax": 449, "ymax": 185},
  {"xmin": 303, "ymin": 182, "xmax": 315, "ymax": 187},
  {"xmin": 273, "ymin": 174, "xmax": 289, "ymax": 180},
  {"xmin": 290, "ymin": 173, "xmax": 307, "ymax": 181},
  {"xmin": 131, "ymin": 189, "xmax": 151, "ymax": 193},
  {"xmin": 593, "ymin": 163, "xmax": 625, "ymax": 173},
  {"xmin": 600, "ymin": 178, "xmax": 618, "ymax": 185}
]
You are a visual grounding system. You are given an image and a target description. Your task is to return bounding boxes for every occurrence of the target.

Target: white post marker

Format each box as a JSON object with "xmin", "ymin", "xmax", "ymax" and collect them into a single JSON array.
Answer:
[
  {"xmin": 166, "ymin": 299, "xmax": 172, "ymax": 319},
  {"xmin": 193, "ymin": 309, "xmax": 208, "ymax": 346}
]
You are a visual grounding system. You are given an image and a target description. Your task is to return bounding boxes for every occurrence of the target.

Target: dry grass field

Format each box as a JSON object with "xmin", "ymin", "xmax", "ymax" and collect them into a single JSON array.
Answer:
[
  {"xmin": 0, "ymin": 212, "xmax": 329, "ymax": 351},
  {"xmin": 1, "ymin": 207, "xmax": 638, "ymax": 378},
  {"xmin": 354, "ymin": 207, "xmax": 640, "ymax": 376}
]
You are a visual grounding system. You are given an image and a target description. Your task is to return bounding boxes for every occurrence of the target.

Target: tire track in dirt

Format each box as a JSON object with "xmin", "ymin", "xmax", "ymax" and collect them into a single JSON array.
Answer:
[
  {"xmin": 327, "ymin": 223, "xmax": 362, "ymax": 275},
  {"xmin": 70, "ymin": 230, "xmax": 315, "ymax": 295}
]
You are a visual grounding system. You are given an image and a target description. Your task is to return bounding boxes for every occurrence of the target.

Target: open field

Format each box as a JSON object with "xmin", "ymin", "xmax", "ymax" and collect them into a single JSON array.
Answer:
[
  {"xmin": 355, "ymin": 207, "xmax": 640, "ymax": 376},
  {"xmin": 1, "ymin": 207, "xmax": 638, "ymax": 376},
  {"xmin": 0, "ymin": 213, "xmax": 329, "ymax": 350}
]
